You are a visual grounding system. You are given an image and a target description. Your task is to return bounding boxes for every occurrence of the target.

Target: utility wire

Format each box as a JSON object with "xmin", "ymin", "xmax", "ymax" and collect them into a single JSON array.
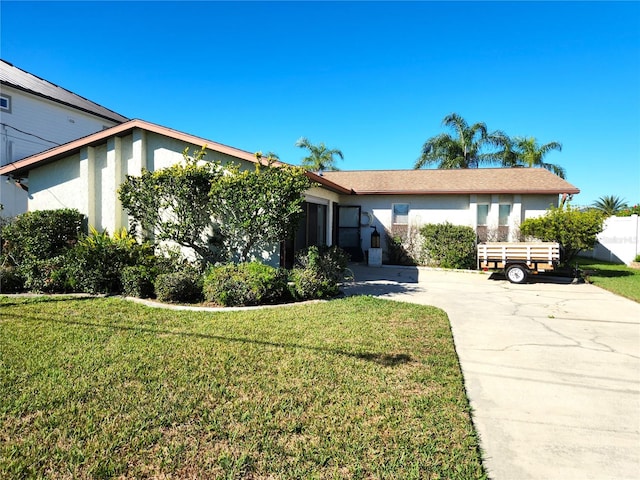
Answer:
[{"xmin": 0, "ymin": 122, "xmax": 61, "ymax": 146}]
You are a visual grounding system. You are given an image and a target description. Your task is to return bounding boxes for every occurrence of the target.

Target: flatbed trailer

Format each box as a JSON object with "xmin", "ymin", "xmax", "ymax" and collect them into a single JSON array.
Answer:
[{"xmin": 477, "ymin": 242, "xmax": 561, "ymax": 284}]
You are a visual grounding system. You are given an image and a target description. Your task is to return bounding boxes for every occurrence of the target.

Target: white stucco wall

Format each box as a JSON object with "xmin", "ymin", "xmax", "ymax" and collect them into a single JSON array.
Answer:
[
  {"xmin": 26, "ymin": 129, "xmax": 273, "ymax": 263},
  {"xmin": 338, "ymin": 194, "xmax": 473, "ymax": 251},
  {"xmin": 521, "ymin": 194, "xmax": 559, "ymax": 219},
  {"xmin": 335, "ymin": 193, "xmax": 560, "ymax": 253}
]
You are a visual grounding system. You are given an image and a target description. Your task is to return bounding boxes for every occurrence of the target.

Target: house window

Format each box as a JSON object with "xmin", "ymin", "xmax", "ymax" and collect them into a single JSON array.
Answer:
[
  {"xmin": 499, "ymin": 204, "xmax": 511, "ymax": 226},
  {"xmin": 0, "ymin": 94, "xmax": 11, "ymax": 113},
  {"xmin": 477, "ymin": 204, "xmax": 489, "ymax": 226},
  {"xmin": 392, "ymin": 203, "xmax": 409, "ymax": 225}
]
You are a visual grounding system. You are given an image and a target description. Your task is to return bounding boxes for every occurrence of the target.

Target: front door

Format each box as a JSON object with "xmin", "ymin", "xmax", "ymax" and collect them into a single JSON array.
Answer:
[{"xmin": 337, "ymin": 206, "xmax": 364, "ymax": 262}]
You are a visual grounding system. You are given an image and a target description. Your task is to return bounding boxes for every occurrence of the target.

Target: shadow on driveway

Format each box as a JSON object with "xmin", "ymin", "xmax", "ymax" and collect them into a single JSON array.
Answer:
[{"xmin": 488, "ymin": 272, "xmax": 583, "ymax": 285}]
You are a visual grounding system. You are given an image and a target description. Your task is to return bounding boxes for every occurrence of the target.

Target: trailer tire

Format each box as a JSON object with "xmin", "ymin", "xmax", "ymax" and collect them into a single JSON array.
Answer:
[{"xmin": 506, "ymin": 264, "xmax": 528, "ymax": 284}]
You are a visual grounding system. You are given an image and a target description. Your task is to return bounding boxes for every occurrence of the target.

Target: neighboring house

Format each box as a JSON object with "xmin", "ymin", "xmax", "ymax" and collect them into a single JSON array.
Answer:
[
  {"xmin": 0, "ymin": 59, "xmax": 128, "ymax": 217},
  {"xmin": 0, "ymin": 117, "xmax": 580, "ymax": 266}
]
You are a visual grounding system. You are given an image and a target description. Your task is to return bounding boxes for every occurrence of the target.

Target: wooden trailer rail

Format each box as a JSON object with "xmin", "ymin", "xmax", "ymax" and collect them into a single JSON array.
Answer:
[{"xmin": 477, "ymin": 242, "xmax": 561, "ymax": 283}]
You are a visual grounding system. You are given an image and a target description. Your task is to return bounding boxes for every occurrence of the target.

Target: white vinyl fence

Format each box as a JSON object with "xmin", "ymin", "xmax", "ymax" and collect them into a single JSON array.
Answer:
[{"xmin": 580, "ymin": 215, "xmax": 639, "ymax": 265}]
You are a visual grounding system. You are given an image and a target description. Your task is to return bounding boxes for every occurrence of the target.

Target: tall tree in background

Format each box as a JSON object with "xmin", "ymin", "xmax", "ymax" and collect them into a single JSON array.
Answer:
[
  {"xmin": 295, "ymin": 137, "xmax": 343, "ymax": 172},
  {"xmin": 591, "ymin": 195, "xmax": 628, "ymax": 216},
  {"xmin": 505, "ymin": 137, "xmax": 566, "ymax": 178},
  {"xmin": 414, "ymin": 113, "xmax": 504, "ymax": 169}
]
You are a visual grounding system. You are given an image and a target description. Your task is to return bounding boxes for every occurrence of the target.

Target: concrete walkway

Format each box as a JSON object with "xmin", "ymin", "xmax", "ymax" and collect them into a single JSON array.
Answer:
[{"xmin": 343, "ymin": 265, "xmax": 640, "ymax": 480}]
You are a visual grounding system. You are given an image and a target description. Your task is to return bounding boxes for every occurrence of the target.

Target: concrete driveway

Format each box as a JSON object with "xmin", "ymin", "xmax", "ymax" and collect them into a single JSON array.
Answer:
[{"xmin": 343, "ymin": 265, "xmax": 640, "ymax": 480}]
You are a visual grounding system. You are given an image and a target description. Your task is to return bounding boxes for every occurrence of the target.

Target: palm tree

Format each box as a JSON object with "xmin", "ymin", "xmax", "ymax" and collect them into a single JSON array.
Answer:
[
  {"xmin": 592, "ymin": 195, "xmax": 628, "ymax": 216},
  {"xmin": 506, "ymin": 137, "xmax": 566, "ymax": 178},
  {"xmin": 295, "ymin": 137, "xmax": 343, "ymax": 173},
  {"xmin": 414, "ymin": 113, "xmax": 505, "ymax": 169}
]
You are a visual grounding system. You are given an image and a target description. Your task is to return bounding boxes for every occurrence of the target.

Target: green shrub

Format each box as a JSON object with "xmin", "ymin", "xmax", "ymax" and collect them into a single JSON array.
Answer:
[
  {"xmin": 154, "ymin": 269, "xmax": 203, "ymax": 303},
  {"xmin": 21, "ymin": 256, "xmax": 75, "ymax": 293},
  {"xmin": 290, "ymin": 267, "xmax": 337, "ymax": 300},
  {"xmin": 121, "ymin": 265, "xmax": 156, "ymax": 298},
  {"xmin": 520, "ymin": 205, "xmax": 604, "ymax": 264},
  {"xmin": 68, "ymin": 227, "xmax": 155, "ymax": 294},
  {"xmin": 1, "ymin": 209, "xmax": 84, "ymax": 264},
  {"xmin": 0, "ymin": 264, "xmax": 24, "ymax": 293},
  {"xmin": 420, "ymin": 223, "xmax": 476, "ymax": 269},
  {"xmin": 634, "ymin": 254, "xmax": 640, "ymax": 263},
  {"xmin": 617, "ymin": 205, "xmax": 640, "ymax": 217},
  {"xmin": 203, "ymin": 262, "xmax": 289, "ymax": 306},
  {"xmin": 290, "ymin": 246, "xmax": 350, "ymax": 300}
]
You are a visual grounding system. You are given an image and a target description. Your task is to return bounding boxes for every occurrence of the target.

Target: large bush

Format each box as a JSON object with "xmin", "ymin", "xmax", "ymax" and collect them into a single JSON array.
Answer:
[
  {"xmin": 1, "ymin": 209, "xmax": 85, "ymax": 263},
  {"xmin": 0, "ymin": 265, "xmax": 24, "ymax": 293},
  {"xmin": 520, "ymin": 205, "xmax": 604, "ymax": 264},
  {"xmin": 1, "ymin": 209, "xmax": 85, "ymax": 292},
  {"xmin": 203, "ymin": 262, "xmax": 289, "ymax": 306},
  {"xmin": 290, "ymin": 246, "xmax": 350, "ymax": 300},
  {"xmin": 154, "ymin": 268, "xmax": 203, "ymax": 304},
  {"xmin": 67, "ymin": 227, "xmax": 155, "ymax": 294},
  {"xmin": 420, "ymin": 223, "xmax": 476, "ymax": 269},
  {"xmin": 121, "ymin": 265, "xmax": 157, "ymax": 298}
]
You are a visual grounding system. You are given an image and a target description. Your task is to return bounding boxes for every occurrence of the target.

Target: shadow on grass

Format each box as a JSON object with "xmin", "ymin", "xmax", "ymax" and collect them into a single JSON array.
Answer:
[
  {"xmin": 0, "ymin": 310, "xmax": 413, "ymax": 367},
  {"xmin": 0, "ymin": 294, "xmax": 98, "ymax": 308},
  {"xmin": 581, "ymin": 268, "xmax": 635, "ymax": 279}
]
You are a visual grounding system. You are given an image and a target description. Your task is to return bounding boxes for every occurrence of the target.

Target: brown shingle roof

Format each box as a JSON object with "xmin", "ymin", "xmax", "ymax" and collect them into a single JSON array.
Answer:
[{"xmin": 321, "ymin": 168, "xmax": 579, "ymax": 195}]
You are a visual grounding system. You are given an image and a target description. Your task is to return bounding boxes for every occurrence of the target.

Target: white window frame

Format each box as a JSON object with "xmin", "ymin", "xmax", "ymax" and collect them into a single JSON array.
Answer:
[
  {"xmin": 392, "ymin": 203, "xmax": 409, "ymax": 225},
  {"xmin": 498, "ymin": 204, "xmax": 511, "ymax": 226},
  {"xmin": 477, "ymin": 204, "xmax": 489, "ymax": 226},
  {"xmin": 0, "ymin": 94, "xmax": 11, "ymax": 113}
]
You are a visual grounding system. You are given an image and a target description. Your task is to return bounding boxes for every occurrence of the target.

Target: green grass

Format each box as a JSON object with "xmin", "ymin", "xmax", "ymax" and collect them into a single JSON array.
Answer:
[
  {"xmin": 0, "ymin": 295, "xmax": 486, "ymax": 479},
  {"xmin": 576, "ymin": 258, "xmax": 640, "ymax": 302}
]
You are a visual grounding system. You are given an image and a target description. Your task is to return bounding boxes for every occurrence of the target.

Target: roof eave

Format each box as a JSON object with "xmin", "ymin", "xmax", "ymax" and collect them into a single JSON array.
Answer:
[
  {"xmin": 0, "ymin": 119, "xmax": 269, "ymax": 177},
  {"xmin": 305, "ymin": 171, "xmax": 353, "ymax": 194},
  {"xmin": 351, "ymin": 188, "xmax": 580, "ymax": 195}
]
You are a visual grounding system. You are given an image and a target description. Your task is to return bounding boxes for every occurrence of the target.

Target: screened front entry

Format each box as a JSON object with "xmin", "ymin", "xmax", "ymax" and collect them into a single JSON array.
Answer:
[{"xmin": 336, "ymin": 205, "xmax": 364, "ymax": 262}]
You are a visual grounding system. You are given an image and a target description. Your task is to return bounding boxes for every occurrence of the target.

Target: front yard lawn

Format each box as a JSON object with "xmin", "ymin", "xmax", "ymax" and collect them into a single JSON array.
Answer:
[
  {"xmin": 0, "ymin": 295, "xmax": 486, "ymax": 479},
  {"xmin": 576, "ymin": 258, "xmax": 640, "ymax": 303}
]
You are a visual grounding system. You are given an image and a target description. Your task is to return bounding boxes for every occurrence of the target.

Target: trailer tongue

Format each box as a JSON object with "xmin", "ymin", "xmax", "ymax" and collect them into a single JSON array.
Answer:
[{"xmin": 477, "ymin": 242, "xmax": 561, "ymax": 284}]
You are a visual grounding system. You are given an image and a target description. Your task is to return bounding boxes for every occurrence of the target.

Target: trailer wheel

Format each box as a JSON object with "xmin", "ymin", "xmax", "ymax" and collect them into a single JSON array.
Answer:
[{"xmin": 506, "ymin": 265, "xmax": 528, "ymax": 284}]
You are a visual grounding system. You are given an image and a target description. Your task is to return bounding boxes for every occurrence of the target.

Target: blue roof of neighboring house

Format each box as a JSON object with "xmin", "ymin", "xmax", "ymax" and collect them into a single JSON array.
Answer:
[{"xmin": 0, "ymin": 59, "xmax": 129, "ymax": 124}]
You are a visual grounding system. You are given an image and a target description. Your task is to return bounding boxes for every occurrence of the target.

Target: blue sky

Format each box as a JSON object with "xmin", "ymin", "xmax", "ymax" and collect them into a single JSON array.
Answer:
[{"xmin": 1, "ymin": 1, "xmax": 639, "ymax": 206}]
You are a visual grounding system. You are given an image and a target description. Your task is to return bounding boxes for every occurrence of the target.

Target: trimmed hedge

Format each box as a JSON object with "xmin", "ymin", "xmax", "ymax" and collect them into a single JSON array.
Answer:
[
  {"xmin": 420, "ymin": 223, "xmax": 476, "ymax": 269},
  {"xmin": 290, "ymin": 246, "xmax": 350, "ymax": 300},
  {"xmin": 154, "ymin": 270, "xmax": 203, "ymax": 303},
  {"xmin": 203, "ymin": 262, "xmax": 289, "ymax": 307}
]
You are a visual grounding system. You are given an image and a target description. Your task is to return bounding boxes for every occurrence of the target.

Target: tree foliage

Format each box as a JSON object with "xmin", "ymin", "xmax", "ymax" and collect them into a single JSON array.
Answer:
[
  {"xmin": 415, "ymin": 113, "xmax": 504, "ymax": 169},
  {"xmin": 295, "ymin": 137, "xmax": 343, "ymax": 172},
  {"xmin": 591, "ymin": 195, "xmax": 629, "ymax": 216},
  {"xmin": 415, "ymin": 113, "xmax": 567, "ymax": 178},
  {"xmin": 210, "ymin": 158, "xmax": 311, "ymax": 262},
  {"xmin": 118, "ymin": 147, "xmax": 225, "ymax": 265},
  {"xmin": 520, "ymin": 205, "xmax": 604, "ymax": 264},
  {"xmin": 498, "ymin": 136, "xmax": 565, "ymax": 178}
]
